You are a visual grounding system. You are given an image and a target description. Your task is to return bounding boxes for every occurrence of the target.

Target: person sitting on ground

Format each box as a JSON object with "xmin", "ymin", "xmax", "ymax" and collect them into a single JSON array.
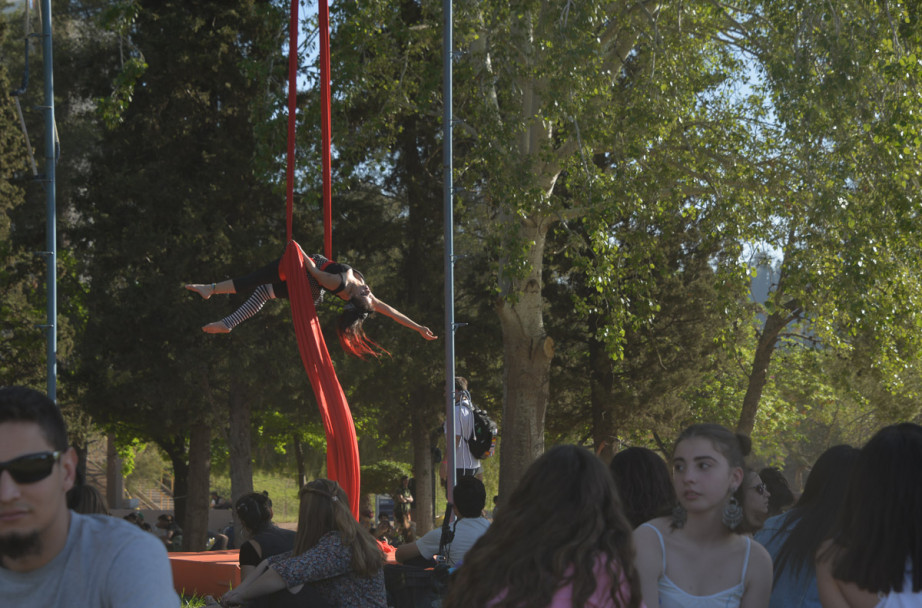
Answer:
[
  {"xmin": 444, "ymin": 444, "xmax": 643, "ymax": 608},
  {"xmin": 0, "ymin": 386, "xmax": 178, "ymax": 606},
  {"xmin": 754, "ymin": 445, "xmax": 859, "ymax": 608},
  {"xmin": 816, "ymin": 423, "xmax": 922, "ymax": 606},
  {"xmin": 185, "ymin": 243, "xmax": 436, "ymax": 358},
  {"xmin": 395, "ymin": 476, "xmax": 490, "ymax": 568},
  {"xmin": 759, "ymin": 467, "xmax": 795, "ymax": 517},
  {"xmin": 211, "ymin": 491, "xmax": 232, "ymax": 509},
  {"xmin": 156, "ymin": 513, "xmax": 183, "ymax": 552},
  {"xmin": 633, "ymin": 423, "xmax": 773, "ymax": 608},
  {"xmin": 735, "ymin": 469, "xmax": 771, "ymax": 535},
  {"xmin": 217, "ymin": 478, "xmax": 386, "ymax": 608},
  {"xmin": 609, "ymin": 446, "xmax": 675, "ymax": 528},
  {"xmin": 235, "ymin": 491, "xmax": 295, "ymax": 580}
]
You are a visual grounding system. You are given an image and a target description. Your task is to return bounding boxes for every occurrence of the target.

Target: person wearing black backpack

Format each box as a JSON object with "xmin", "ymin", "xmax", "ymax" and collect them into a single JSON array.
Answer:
[{"xmin": 452, "ymin": 377, "xmax": 483, "ymax": 480}]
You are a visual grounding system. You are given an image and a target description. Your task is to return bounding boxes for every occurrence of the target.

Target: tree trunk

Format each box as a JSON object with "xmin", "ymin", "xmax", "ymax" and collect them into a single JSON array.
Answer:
[
  {"xmin": 589, "ymin": 335, "xmax": 616, "ymax": 463},
  {"xmin": 737, "ymin": 311, "xmax": 790, "ymax": 435},
  {"xmin": 411, "ymin": 400, "xmax": 434, "ymax": 535},
  {"xmin": 164, "ymin": 440, "xmax": 189, "ymax": 531},
  {"xmin": 106, "ymin": 433, "xmax": 123, "ymax": 510},
  {"xmin": 183, "ymin": 424, "xmax": 212, "ymax": 551},
  {"xmin": 293, "ymin": 435, "xmax": 307, "ymax": 490},
  {"xmin": 227, "ymin": 385, "xmax": 253, "ymax": 544},
  {"xmin": 497, "ymin": 218, "xmax": 553, "ymax": 499}
]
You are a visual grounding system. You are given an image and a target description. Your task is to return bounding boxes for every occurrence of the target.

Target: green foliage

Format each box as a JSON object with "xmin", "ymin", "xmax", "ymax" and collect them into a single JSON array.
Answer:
[{"xmin": 360, "ymin": 460, "xmax": 411, "ymax": 496}]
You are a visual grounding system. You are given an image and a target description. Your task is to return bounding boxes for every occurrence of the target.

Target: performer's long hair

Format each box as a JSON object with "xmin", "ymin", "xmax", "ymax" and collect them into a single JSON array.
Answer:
[{"xmin": 444, "ymin": 445, "xmax": 642, "ymax": 608}]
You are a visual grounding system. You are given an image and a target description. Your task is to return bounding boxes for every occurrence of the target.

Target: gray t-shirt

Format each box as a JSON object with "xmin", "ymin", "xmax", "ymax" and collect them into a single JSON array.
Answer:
[
  {"xmin": 414, "ymin": 516, "xmax": 490, "ymax": 567},
  {"xmin": 0, "ymin": 511, "xmax": 180, "ymax": 607}
]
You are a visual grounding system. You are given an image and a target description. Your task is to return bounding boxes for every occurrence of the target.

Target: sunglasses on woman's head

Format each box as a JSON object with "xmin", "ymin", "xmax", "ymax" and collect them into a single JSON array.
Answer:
[
  {"xmin": 750, "ymin": 483, "xmax": 767, "ymax": 496},
  {"xmin": 0, "ymin": 451, "xmax": 62, "ymax": 484}
]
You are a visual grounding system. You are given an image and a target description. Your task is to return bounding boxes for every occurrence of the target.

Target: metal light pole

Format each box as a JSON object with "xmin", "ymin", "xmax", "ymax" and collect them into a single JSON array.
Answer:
[
  {"xmin": 40, "ymin": 0, "xmax": 57, "ymax": 401},
  {"xmin": 442, "ymin": 0, "xmax": 456, "ymax": 505}
]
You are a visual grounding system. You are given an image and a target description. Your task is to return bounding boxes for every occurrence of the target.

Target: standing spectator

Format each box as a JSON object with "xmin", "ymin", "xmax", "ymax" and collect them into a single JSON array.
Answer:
[
  {"xmin": 393, "ymin": 475, "xmax": 413, "ymax": 527},
  {"xmin": 634, "ymin": 423, "xmax": 772, "ymax": 608},
  {"xmin": 451, "ymin": 377, "xmax": 482, "ymax": 480},
  {"xmin": 235, "ymin": 491, "xmax": 295, "ymax": 586},
  {"xmin": 759, "ymin": 467, "xmax": 795, "ymax": 517},
  {"xmin": 816, "ymin": 423, "xmax": 922, "ymax": 606},
  {"xmin": 444, "ymin": 444, "xmax": 642, "ymax": 608},
  {"xmin": 0, "ymin": 386, "xmax": 178, "ymax": 606},
  {"xmin": 156, "ymin": 513, "xmax": 183, "ymax": 552},
  {"xmin": 609, "ymin": 446, "xmax": 675, "ymax": 528},
  {"xmin": 218, "ymin": 479, "xmax": 386, "ymax": 608},
  {"xmin": 754, "ymin": 445, "xmax": 859, "ymax": 608},
  {"xmin": 395, "ymin": 476, "xmax": 489, "ymax": 568}
]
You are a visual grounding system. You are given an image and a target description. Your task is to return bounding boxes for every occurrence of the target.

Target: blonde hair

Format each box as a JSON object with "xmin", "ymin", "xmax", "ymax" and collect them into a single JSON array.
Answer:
[{"xmin": 294, "ymin": 479, "xmax": 383, "ymax": 577}]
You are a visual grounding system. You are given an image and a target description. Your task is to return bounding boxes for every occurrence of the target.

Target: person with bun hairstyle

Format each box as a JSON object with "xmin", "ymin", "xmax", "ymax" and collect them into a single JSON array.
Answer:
[
  {"xmin": 186, "ymin": 242, "xmax": 436, "ymax": 358},
  {"xmin": 815, "ymin": 423, "xmax": 922, "ymax": 607},
  {"xmin": 633, "ymin": 423, "xmax": 772, "ymax": 608},
  {"xmin": 444, "ymin": 444, "xmax": 643, "ymax": 608},
  {"xmin": 235, "ymin": 491, "xmax": 295, "ymax": 580}
]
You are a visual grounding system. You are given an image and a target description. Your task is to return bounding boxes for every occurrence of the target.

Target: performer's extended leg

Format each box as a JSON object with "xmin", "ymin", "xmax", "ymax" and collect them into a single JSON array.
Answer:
[
  {"xmin": 202, "ymin": 283, "xmax": 286, "ymax": 333},
  {"xmin": 186, "ymin": 258, "xmax": 283, "ymax": 300}
]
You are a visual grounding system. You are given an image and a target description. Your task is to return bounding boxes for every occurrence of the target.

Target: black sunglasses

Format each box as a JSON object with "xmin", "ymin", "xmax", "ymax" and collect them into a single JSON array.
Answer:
[
  {"xmin": 750, "ymin": 483, "xmax": 767, "ymax": 496},
  {"xmin": 0, "ymin": 451, "xmax": 62, "ymax": 484}
]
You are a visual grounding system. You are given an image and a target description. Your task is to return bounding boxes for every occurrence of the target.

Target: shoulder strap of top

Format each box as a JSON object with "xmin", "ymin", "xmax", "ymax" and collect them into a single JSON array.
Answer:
[
  {"xmin": 641, "ymin": 522, "xmax": 667, "ymax": 573},
  {"xmin": 740, "ymin": 535, "xmax": 752, "ymax": 584}
]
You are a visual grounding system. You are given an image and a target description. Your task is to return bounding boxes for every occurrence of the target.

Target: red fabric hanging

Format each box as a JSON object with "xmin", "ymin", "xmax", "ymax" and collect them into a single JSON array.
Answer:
[
  {"xmin": 282, "ymin": 243, "xmax": 361, "ymax": 518},
  {"xmin": 319, "ymin": 0, "xmax": 332, "ymax": 260},
  {"xmin": 283, "ymin": 0, "xmax": 360, "ymax": 519}
]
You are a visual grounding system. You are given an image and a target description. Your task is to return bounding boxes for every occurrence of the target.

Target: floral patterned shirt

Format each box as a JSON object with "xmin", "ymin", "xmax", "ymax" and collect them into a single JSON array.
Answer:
[{"xmin": 267, "ymin": 531, "xmax": 386, "ymax": 608}]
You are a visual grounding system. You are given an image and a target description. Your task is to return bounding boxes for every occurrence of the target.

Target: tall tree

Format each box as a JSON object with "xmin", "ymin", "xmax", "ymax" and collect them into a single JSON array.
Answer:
[
  {"xmin": 727, "ymin": 0, "xmax": 922, "ymax": 433},
  {"xmin": 73, "ymin": 0, "xmax": 288, "ymax": 549}
]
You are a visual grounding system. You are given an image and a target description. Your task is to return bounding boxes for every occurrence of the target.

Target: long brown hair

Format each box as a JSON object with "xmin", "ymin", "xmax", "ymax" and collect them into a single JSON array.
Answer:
[
  {"xmin": 444, "ymin": 445, "xmax": 642, "ymax": 608},
  {"xmin": 294, "ymin": 479, "xmax": 384, "ymax": 577}
]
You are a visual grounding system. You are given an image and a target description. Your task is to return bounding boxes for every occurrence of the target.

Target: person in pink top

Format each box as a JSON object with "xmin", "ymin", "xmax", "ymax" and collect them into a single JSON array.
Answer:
[{"xmin": 443, "ymin": 444, "xmax": 644, "ymax": 608}]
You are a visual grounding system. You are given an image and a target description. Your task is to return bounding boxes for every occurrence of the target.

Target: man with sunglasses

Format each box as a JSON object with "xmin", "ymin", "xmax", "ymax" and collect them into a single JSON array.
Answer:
[{"xmin": 0, "ymin": 386, "xmax": 179, "ymax": 606}]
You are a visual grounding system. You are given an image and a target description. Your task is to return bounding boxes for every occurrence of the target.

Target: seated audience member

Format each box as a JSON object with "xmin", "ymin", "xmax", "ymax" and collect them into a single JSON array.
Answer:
[
  {"xmin": 0, "ymin": 386, "xmax": 178, "ymax": 606},
  {"xmin": 735, "ymin": 469, "xmax": 771, "ymax": 535},
  {"xmin": 609, "ymin": 446, "xmax": 675, "ymax": 528},
  {"xmin": 156, "ymin": 513, "xmax": 183, "ymax": 551},
  {"xmin": 754, "ymin": 445, "xmax": 859, "ymax": 608},
  {"xmin": 235, "ymin": 491, "xmax": 295, "ymax": 579},
  {"xmin": 395, "ymin": 476, "xmax": 489, "ymax": 567},
  {"xmin": 67, "ymin": 482, "xmax": 109, "ymax": 515},
  {"xmin": 444, "ymin": 444, "xmax": 642, "ymax": 608},
  {"xmin": 816, "ymin": 423, "xmax": 922, "ymax": 606},
  {"xmin": 759, "ymin": 466, "xmax": 795, "ymax": 517},
  {"xmin": 211, "ymin": 491, "xmax": 231, "ymax": 509},
  {"xmin": 218, "ymin": 478, "xmax": 386, "ymax": 608}
]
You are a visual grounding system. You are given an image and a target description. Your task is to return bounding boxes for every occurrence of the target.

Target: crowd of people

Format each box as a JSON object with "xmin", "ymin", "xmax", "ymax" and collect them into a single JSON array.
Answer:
[{"xmin": 3, "ymin": 383, "xmax": 922, "ymax": 608}]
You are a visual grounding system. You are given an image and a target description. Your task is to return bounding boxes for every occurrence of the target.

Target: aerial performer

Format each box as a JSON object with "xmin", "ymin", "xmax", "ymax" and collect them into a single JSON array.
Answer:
[{"xmin": 185, "ymin": 243, "xmax": 437, "ymax": 358}]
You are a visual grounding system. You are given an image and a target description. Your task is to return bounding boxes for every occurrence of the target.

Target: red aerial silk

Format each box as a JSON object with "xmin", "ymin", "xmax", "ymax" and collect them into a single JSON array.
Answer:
[
  {"xmin": 282, "ymin": 243, "xmax": 361, "ymax": 518},
  {"xmin": 282, "ymin": 0, "xmax": 358, "ymax": 519}
]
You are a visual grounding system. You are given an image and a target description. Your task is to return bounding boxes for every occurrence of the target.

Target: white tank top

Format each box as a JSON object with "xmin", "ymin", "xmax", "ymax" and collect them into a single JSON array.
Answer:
[{"xmin": 641, "ymin": 523, "xmax": 750, "ymax": 608}]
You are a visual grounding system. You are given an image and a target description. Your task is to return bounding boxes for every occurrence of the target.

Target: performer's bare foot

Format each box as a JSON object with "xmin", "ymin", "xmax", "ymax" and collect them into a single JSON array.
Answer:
[
  {"xmin": 185, "ymin": 284, "xmax": 214, "ymax": 300},
  {"xmin": 202, "ymin": 321, "xmax": 231, "ymax": 334}
]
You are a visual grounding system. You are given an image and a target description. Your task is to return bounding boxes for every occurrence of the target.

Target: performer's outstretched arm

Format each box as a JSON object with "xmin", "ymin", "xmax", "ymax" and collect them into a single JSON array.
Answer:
[{"xmin": 371, "ymin": 298, "xmax": 437, "ymax": 340}]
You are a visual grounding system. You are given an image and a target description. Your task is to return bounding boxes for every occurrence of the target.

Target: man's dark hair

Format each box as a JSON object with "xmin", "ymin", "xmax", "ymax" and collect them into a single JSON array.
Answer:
[
  {"xmin": 455, "ymin": 377, "xmax": 468, "ymax": 392},
  {"xmin": 0, "ymin": 386, "xmax": 68, "ymax": 451},
  {"xmin": 453, "ymin": 476, "xmax": 486, "ymax": 518}
]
